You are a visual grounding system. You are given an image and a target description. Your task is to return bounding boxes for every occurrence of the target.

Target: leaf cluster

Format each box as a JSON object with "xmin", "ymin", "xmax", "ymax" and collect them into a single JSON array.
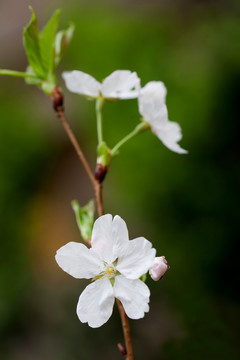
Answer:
[{"xmin": 21, "ymin": 7, "xmax": 74, "ymax": 94}]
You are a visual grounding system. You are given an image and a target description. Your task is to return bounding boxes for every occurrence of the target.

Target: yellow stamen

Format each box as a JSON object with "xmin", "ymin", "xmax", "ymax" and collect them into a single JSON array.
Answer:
[{"xmin": 105, "ymin": 266, "xmax": 115, "ymax": 278}]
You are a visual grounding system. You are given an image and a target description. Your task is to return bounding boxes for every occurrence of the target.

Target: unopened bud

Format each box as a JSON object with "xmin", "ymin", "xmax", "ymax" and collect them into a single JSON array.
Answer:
[
  {"xmin": 117, "ymin": 343, "xmax": 127, "ymax": 357},
  {"xmin": 149, "ymin": 256, "xmax": 169, "ymax": 281}
]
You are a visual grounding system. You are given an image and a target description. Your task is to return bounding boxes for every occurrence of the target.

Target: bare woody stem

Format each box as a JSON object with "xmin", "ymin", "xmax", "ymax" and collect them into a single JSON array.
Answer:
[
  {"xmin": 52, "ymin": 87, "xmax": 103, "ymax": 216},
  {"xmin": 51, "ymin": 87, "xmax": 134, "ymax": 360},
  {"xmin": 117, "ymin": 300, "xmax": 134, "ymax": 360},
  {"xmin": 57, "ymin": 109, "xmax": 95, "ymax": 186}
]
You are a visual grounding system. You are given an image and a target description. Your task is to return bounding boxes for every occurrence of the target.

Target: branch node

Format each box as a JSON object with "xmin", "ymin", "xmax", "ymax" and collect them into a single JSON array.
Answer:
[
  {"xmin": 95, "ymin": 163, "xmax": 108, "ymax": 183},
  {"xmin": 51, "ymin": 86, "xmax": 64, "ymax": 112}
]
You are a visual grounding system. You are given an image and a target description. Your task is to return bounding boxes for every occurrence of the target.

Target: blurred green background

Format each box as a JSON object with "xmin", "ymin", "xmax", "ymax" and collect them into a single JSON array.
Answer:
[{"xmin": 0, "ymin": 0, "xmax": 239, "ymax": 359}]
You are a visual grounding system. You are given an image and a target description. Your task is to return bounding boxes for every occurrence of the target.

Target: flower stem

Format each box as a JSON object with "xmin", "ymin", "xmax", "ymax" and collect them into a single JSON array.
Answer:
[
  {"xmin": 111, "ymin": 121, "xmax": 150, "ymax": 156},
  {"xmin": 0, "ymin": 69, "xmax": 35, "ymax": 78},
  {"xmin": 96, "ymin": 96, "xmax": 104, "ymax": 145}
]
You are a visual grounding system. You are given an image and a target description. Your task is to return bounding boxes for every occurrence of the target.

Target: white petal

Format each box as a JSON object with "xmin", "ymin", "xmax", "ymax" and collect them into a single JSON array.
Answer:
[
  {"xmin": 116, "ymin": 237, "xmax": 156, "ymax": 279},
  {"xmin": 91, "ymin": 214, "xmax": 115, "ymax": 262},
  {"xmin": 138, "ymin": 81, "xmax": 167, "ymax": 122},
  {"xmin": 102, "ymin": 70, "xmax": 140, "ymax": 99},
  {"xmin": 91, "ymin": 214, "xmax": 129, "ymax": 263},
  {"xmin": 112, "ymin": 215, "xmax": 129, "ymax": 258},
  {"xmin": 77, "ymin": 278, "xmax": 114, "ymax": 328},
  {"xmin": 62, "ymin": 71, "xmax": 101, "ymax": 97},
  {"xmin": 140, "ymin": 81, "xmax": 167, "ymax": 102},
  {"xmin": 55, "ymin": 242, "xmax": 101, "ymax": 279},
  {"xmin": 153, "ymin": 121, "xmax": 188, "ymax": 154},
  {"xmin": 114, "ymin": 276, "xmax": 150, "ymax": 319}
]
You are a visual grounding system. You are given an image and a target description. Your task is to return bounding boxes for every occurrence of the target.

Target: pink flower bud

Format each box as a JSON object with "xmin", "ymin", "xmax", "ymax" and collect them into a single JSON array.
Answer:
[{"xmin": 149, "ymin": 256, "xmax": 169, "ymax": 281}]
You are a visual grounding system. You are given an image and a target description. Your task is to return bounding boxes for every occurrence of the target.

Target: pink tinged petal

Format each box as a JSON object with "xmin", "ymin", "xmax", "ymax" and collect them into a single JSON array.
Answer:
[
  {"xmin": 91, "ymin": 214, "xmax": 115, "ymax": 262},
  {"xmin": 77, "ymin": 278, "xmax": 115, "ymax": 328},
  {"xmin": 153, "ymin": 121, "xmax": 188, "ymax": 154},
  {"xmin": 62, "ymin": 71, "xmax": 101, "ymax": 97},
  {"xmin": 114, "ymin": 276, "xmax": 150, "ymax": 319},
  {"xmin": 116, "ymin": 237, "xmax": 156, "ymax": 279},
  {"xmin": 55, "ymin": 242, "xmax": 101, "ymax": 279},
  {"xmin": 150, "ymin": 256, "xmax": 169, "ymax": 281},
  {"xmin": 101, "ymin": 70, "xmax": 140, "ymax": 99}
]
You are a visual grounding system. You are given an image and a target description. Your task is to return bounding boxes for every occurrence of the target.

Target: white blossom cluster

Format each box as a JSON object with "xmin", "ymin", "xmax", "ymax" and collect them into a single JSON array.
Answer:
[
  {"xmin": 62, "ymin": 70, "xmax": 187, "ymax": 154},
  {"xmin": 55, "ymin": 69, "xmax": 179, "ymax": 328}
]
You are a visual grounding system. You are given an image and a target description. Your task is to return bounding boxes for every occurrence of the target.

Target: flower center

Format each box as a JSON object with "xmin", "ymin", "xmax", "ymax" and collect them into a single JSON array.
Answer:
[
  {"xmin": 92, "ymin": 259, "xmax": 119, "ymax": 284},
  {"xmin": 104, "ymin": 265, "xmax": 116, "ymax": 279}
]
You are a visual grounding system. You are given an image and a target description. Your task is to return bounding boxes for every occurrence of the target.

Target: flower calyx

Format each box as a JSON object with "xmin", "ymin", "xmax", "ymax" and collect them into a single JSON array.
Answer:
[{"xmin": 95, "ymin": 142, "xmax": 112, "ymax": 183}]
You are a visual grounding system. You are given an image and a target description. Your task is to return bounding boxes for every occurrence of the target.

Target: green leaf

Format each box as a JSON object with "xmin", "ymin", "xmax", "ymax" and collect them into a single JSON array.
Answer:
[
  {"xmin": 39, "ymin": 9, "xmax": 61, "ymax": 75},
  {"xmin": 71, "ymin": 200, "xmax": 95, "ymax": 242},
  {"xmin": 10, "ymin": 8, "xmax": 73, "ymax": 94},
  {"xmin": 54, "ymin": 23, "xmax": 75, "ymax": 67},
  {"xmin": 23, "ymin": 6, "xmax": 45, "ymax": 79}
]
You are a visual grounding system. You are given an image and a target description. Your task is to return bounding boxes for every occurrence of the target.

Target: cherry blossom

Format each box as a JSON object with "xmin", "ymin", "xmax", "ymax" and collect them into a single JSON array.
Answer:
[
  {"xmin": 138, "ymin": 81, "xmax": 188, "ymax": 154},
  {"xmin": 55, "ymin": 214, "xmax": 156, "ymax": 328},
  {"xmin": 62, "ymin": 70, "xmax": 140, "ymax": 100}
]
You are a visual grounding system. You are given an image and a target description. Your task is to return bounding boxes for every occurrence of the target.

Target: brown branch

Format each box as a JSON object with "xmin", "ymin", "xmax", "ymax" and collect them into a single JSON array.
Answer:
[
  {"xmin": 95, "ymin": 182, "xmax": 104, "ymax": 216},
  {"xmin": 116, "ymin": 299, "xmax": 134, "ymax": 360},
  {"xmin": 56, "ymin": 111, "xmax": 96, "ymax": 188},
  {"xmin": 51, "ymin": 86, "xmax": 134, "ymax": 359},
  {"xmin": 51, "ymin": 87, "xmax": 103, "ymax": 217}
]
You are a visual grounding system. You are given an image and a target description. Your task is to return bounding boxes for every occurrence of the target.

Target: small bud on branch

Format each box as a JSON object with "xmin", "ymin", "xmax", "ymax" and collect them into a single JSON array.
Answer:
[{"xmin": 118, "ymin": 343, "xmax": 127, "ymax": 357}]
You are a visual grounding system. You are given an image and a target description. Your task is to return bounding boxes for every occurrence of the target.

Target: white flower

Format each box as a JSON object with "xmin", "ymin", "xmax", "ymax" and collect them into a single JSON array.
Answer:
[
  {"xmin": 62, "ymin": 70, "xmax": 140, "ymax": 100},
  {"xmin": 149, "ymin": 256, "xmax": 169, "ymax": 281},
  {"xmin": 55, "ymin": 214, "xmax": 156, "ymax": 328},
  {"xmin": 138, "ymin": 81, "xmax": 188, "ymax": 154}
]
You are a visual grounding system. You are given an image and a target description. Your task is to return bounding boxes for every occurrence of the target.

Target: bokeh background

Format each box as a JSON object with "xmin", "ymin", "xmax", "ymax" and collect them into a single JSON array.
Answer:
[{"xmin": 0, "ymin": 0, "xmax": 239, "ymax": 359}]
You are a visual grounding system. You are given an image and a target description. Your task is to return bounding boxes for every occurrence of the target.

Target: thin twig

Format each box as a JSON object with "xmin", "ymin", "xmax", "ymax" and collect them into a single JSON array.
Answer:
[
  {"xmin": 116, "ymin": 299, "xmax": 134, "ymax": 360},
  {"xmin": 57, "ymin": 108, "xmax": 104, "ymax": 217},
  {"xmin": 57, "ymin": 109, "xmax": 96, "ymax": 187},
  {"xmin": 95, "ymin": 183, "xmax": 104, "ymax": 216},
  {"xmin": 51, "ymin": 87, "xmax": 134, "ymax": 359}
]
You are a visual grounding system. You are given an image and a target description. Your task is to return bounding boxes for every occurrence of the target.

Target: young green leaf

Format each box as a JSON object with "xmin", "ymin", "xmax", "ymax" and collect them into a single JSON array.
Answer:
[
  {"xmin": 3, "ymin": 8, "xmax": 74, "ymax": 95},
  {"xmin": 23, "ymin": 6, "xmax": 45, "ymax": 79},
  {"xmin": 39, "ymin": 9, "xmax": 61, "ymax": 76},
  {"xmin": 71, "ymin": 200, "xmax": 95, "ymax": 242},
  {"xmin": 54, "ymin": 23, "xmax": 75, "ymax": 66}
]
